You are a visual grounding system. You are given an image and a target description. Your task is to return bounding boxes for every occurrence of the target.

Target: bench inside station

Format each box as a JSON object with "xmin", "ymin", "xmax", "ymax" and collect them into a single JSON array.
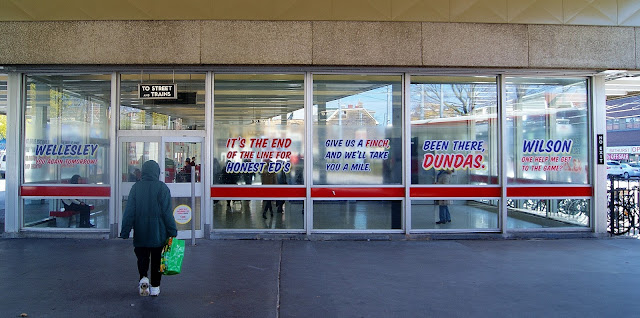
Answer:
[{"xmin": 49, "ymin": 205, "xmax": 94, "ymax": 228}]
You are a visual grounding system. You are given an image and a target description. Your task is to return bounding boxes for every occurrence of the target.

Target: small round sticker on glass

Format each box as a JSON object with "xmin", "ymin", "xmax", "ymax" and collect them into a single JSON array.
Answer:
[{"xmin": 173, "ymin": 204, "xmax": 192, "ymax": 225}]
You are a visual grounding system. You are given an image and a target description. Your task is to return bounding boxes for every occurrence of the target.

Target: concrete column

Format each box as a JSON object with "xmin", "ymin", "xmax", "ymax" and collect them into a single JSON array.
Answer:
[
  {"xmin": 592, "ymin": 75, "xmax": 608, "ymax": 234},
  {"xmin": 109, "ymin": 72, "xmax": 119, "ymax": 238},
  {"xmin": 5, "ymin": 72, "xmax": 21, "ymax": 234}
]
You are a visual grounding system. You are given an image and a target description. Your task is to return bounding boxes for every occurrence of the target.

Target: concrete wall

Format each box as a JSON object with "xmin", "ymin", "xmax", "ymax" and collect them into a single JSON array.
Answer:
[{"xmin": 0, "ymin": 20, "xmax": 637, "ymax": 70}]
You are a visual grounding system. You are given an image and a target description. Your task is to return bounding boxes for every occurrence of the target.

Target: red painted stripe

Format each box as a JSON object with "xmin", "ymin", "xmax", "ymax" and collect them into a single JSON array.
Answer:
[
  {"xmin": 410, "ymin": 187, "xmax": 501, "ymax": 198},
  {"xmin": 311, "ymin": 187, "xmax": 405, "ymax": 198},
  {"xmin": 211, "ymin": 187, "xmax": 306, "ymax": 198},
  {"xmin": 507, "ymin": 186, "xmax": 592, "ymax": 197},
  {"xmin": 21, "ymin": 186, "xmax": 111, "ymax": 197}
]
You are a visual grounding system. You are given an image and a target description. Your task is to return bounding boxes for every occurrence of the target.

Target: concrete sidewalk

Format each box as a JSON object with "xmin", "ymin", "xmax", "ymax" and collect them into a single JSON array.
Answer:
[{"xmin": 1, "ymin": 238, "xmax": 639, "ymax": 318}]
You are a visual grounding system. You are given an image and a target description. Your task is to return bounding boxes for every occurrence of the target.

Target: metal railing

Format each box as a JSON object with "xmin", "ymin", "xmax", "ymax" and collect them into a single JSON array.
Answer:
[{"xmin": 608, "ymin": 176, "xmax": 640, "ymax": 236}]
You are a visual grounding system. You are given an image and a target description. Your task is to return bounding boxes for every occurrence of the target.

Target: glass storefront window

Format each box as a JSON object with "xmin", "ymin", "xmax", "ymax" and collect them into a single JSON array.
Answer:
[
  {"xmin": 213, "ymin": 74, "xmax": 305, "ymax": 186},
  {"xmin": 120, "ymin": 73, "xmax": 206, "ymax": 130},
  {"xmin": 24, "ymin": 198, "xmax": 109, "ymax": 229},
  {"xmin": 506, "ymin": 198, "xmax": 590, "ymax": 228},
  {"xmin": 10, "ymin": 70, "xmax": 597, "ymax": 235},
  {"xmin": 505, "ymin": 77, "xmax": 589, "ymax": 184},
  {"xmin": 410, "ymin": 76, "xmax": 498, "ymax": 185},
  {"xmin": 24, "ymin": 74, "xmax": 111, "ymax": 184},
  {"xmin": 411, "ymin": 199, "xmax": 499, "ymax": 230},
  {"xmin": 213, "ymin": 199, "xmax": 304, "ymax": 229},
  {"xmin": 313, "ymin": 200, "xmax": 401, "ymax": 230},
  {"xmin": 312, "ymin": 74, "xmax": 403, "ymax": 185}
]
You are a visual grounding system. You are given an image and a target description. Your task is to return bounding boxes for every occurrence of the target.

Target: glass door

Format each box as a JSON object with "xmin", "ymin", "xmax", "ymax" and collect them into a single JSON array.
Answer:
[
  {"xmin": 163, "ymin": 137, "xmax": 204, "ymax": 239},
  {"xmin": 119, "ymin": 136, "xmax": 204, "ymax": 239}
]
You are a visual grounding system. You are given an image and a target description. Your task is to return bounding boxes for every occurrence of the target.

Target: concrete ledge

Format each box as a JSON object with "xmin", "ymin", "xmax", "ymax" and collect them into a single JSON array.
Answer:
[
  {"xmin": 503, "ymin": 231, "xmax": 604, "ymax": 240},
  {"xmin": 206, "ymin": 232, "xmax": 604, "ymax": 241},
  {"xmin": 307, "ymin": 234, "xmax": 407, "ymax": 241},
  {"xmin": 422, "ymin": 22, "xmax": 528, "ymax": 67},
  {"xmin": 201, "ymin": 21, "xmax": 312, "ymax": 65},
  {"xmin": 209, "ymin": 232, "xmax": 309, "ymax": 240},
  {"xmin": 0, "ymin": 20, "xmax": 638, "ymax": 69},
  {"xmin": 93, "ymin": 20, "xmax": 201, "ymax": 64},
  {"xmin": 312, "ymin": 21, "xmax": 422, "ymax": 66},
  {"xmin": 0, "ymin": 21, "xmax": 98, "ymax": 64},
  {"xmin": 0, "ymin": 21, "xmax": 201, "ymax": 64},
  {"xmin": 529, "ymin": 24, "xmax": 636, "ymax": 69},
  {"xmin": 0, "ymin": 230, "xmax": 614, "ymax": 241},
  {"xmin": 3, "ymin": 230, "xmax": 110, "ymax": 239}
]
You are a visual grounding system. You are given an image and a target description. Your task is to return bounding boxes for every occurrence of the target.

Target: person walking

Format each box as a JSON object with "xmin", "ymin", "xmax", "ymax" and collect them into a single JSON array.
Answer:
[{"xmin": 120, "ymin": 160, "xmax": 178, "ymax": 297}]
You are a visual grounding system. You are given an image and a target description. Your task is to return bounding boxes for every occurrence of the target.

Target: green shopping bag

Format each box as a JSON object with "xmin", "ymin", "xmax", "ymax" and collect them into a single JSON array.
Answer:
[{"xmin": 160, "ymin": 237, "xmax": 185, "ymax": 275}]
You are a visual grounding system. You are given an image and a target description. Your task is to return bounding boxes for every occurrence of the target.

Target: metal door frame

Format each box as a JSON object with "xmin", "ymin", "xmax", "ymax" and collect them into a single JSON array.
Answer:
[{"xmin": 117, "ymin": 134, "xmax": 205, "ymax": 238}]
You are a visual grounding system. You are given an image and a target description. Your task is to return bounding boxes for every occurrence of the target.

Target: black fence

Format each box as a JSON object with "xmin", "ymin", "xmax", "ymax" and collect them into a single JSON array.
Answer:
[{"xmin": 608, "ymin": 176, "xmax": 640, "ymax": 236}]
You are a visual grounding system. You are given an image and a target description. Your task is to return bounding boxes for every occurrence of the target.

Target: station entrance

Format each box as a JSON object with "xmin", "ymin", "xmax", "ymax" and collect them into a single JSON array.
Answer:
[{"xmin": 119, "ymin": 135, "xmax": 204, "ymax": 239}]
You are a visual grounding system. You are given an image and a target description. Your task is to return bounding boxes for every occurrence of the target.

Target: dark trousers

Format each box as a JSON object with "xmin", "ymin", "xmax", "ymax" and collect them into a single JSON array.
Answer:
[
  {"xmin": 134, "ymin": 247, "xmax": 164, "ymax": 287},
  {"xmin": 66, "ymin": 203, "xmax": 91, "ymax": 227},
  {"xmin": 264, "ymin": 200, "xmax": 273, "ymax": 213},
  {"xmin": 439, "ymin": 205, "xmax": 451, "ymax": 222}
]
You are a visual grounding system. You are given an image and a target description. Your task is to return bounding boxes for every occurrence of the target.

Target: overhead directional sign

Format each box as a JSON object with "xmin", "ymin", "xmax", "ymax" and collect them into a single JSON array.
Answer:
[{"xmin": 138, "ymin": 84, "xmax": 177, "ymax": 99}]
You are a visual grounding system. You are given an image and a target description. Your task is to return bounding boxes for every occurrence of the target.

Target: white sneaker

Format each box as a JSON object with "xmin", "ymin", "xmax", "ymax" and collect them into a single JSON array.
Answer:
[
  {"xmin": 150, "ymin": 286, "xmax": 160, "ymax": 297},
  {"xmin": 139, "ymin": 277, "xmax": 150, "ymax": 296}
]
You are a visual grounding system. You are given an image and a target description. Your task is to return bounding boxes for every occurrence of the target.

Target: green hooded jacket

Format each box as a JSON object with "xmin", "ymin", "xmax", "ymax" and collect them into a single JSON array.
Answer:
[{"xmin": 120, "ymin": 160, "xmax": 178, "ymax": 247}]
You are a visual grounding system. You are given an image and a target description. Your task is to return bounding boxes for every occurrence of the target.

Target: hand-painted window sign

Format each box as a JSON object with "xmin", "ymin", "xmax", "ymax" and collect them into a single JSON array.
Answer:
[
  {"xmin": 35, "ymin": 144, "xmax": 98, "ymax": 156},
  {"xmin": 224, "ymin": 137, "xmax": 293, "ymax": 174},
  {"xmin": 323, "ymin": 139, "xmax": 390, "ymax": 172},
  {"xmin": 421, "ymin": 139, "xmax": 486, "ymax": 171},
  {"xmin": 138, "ymin": 84, "xmax": 177, "ymax": 99},
  {"xmin": 33, "ymin": 144, "xmax": 99, "ymax": 166}
]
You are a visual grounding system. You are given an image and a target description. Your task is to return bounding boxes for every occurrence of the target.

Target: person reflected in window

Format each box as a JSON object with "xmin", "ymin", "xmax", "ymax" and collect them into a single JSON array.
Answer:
[
  {"xmin": 190, "ymin": 157, "xmax": 198, "ymax": 181},
  {"xmin": 180, "ymin": 159, "xmax": 192, "ymax": 182},
  {"xmin": 212, "ymin": 158, "xmax": 221, "ymax": 205},
  {"xmin": 164, "ymin": 157, "xmax": 176, "ymax": 183},
  {"xmin": 261, "ymin": 161, "xmax": 277, "ymax": 219},
  {"xmin": 128, "ymin": 168, "xmax": 141, "ymax": 182},
  {"xmin": 435, "ymin": 169, "xmax": 453, "ymax": 224},
  {"xmin": 275, "ymin": 168, "xmax": 287, "ymax": 213},
  {"xmin": 294, "ymin": 156, "xmax": 304, "ymax": 185},
  {"xmin": 219, "ymin": 160, "xmax": 239, "ymax": 210},
  {"xmin": 212, "ymin": 158, "xmax": 221, "ymax": 185},
  {"xmin": 239, "ymin": 159, "xmax": 254, "ymax": 186},
  {"xmin": 62, "ymin": 174, "xmax": 94, "ymax": 228}
]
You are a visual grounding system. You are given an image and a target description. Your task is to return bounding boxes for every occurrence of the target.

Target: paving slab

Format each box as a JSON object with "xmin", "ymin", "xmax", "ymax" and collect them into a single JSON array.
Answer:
[
  {"xmin": 0, "ymin": 239, "xmax": 281, "ymax": 318},
  {"xmin": 1, "ymin": 238, "xmax": 639, "ymax": 317}
]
